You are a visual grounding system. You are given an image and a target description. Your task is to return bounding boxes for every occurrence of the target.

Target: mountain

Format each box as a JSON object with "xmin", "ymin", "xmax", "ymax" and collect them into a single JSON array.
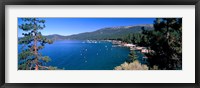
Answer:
[
  {"xmin": 45, "ymin": 34, "xmax": 67, "ymax": 40},
  {"xmin": 46, "ymin": 24, "xmax": 154, "ymax": 40}
]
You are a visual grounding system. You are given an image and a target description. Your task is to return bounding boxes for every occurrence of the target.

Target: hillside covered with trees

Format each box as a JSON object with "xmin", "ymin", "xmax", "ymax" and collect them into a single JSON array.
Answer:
[
  {"xmin": 115, "ymin": 18, "xmax": 182, "ymax": 70},
  {"xmin": 45, "ymin": 24, "xmax": 154, "ymax": 40}
]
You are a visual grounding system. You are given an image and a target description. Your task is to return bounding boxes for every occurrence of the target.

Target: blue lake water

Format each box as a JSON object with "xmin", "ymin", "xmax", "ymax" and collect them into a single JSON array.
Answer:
[{"xmin": 18, "ymin": 40, "xmax": 146, "ymax": 70}]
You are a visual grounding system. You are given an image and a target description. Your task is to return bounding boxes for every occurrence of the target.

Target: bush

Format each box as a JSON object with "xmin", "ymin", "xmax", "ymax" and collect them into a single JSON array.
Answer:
[{"xmin": 114, "ymin": 60, "xmax": 148, "ymax": 70}]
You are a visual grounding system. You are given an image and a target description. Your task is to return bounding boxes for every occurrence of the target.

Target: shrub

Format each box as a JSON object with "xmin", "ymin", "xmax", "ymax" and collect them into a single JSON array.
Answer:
[{"xmin": 114, "ymin": 60, "xmax": 148, "ymax": 70}]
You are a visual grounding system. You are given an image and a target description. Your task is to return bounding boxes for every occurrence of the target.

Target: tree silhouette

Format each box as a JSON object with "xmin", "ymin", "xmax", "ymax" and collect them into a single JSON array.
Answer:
[{"xmin": 143, "ymin": 18, "xmax": 182, "ymax": 70}]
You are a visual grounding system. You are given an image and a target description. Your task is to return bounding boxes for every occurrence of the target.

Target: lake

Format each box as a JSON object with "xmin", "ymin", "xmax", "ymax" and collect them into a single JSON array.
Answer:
[{"xmin": 18, "ymin": 40, "xmax": 146, "ymax": 70}]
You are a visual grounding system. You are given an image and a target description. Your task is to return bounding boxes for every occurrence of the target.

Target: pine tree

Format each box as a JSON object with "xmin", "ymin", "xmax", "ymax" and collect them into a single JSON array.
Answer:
[
  {"xmin": 132, "ymin": 33, "xmax": 142, "ymax": 45},
  {"xmin": 18, "ymin": 18, "xmax": 53, "ymax": 70},
  {"xmin": 123, "ymin": 34, "xmax": 132, "ymax": 43},
  {"xmin": 128, "ymin": 50, "xmax": 137, "ymax": 62},
  {"xmin": 144, "ymin": 18, "xmax": 182, "ymax": 70}
]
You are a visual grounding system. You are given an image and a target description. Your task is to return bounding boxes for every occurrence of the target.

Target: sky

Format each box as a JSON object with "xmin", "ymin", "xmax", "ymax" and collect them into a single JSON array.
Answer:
[{"xmin": 18, "ymin": 18, "xmax": 155, "ymax": 37}]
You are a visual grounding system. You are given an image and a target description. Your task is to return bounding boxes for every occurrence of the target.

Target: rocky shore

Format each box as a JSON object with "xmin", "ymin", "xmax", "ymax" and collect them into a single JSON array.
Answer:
[{"xmin": 108, "ymin": 40, "xmax": 152, "ymax": 54}]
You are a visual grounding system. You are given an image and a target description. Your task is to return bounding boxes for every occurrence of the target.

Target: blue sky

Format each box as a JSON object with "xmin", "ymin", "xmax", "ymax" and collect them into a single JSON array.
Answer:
[{"xmin": 18, "ymin": 18, "xmax": 155, "ymax": 37}]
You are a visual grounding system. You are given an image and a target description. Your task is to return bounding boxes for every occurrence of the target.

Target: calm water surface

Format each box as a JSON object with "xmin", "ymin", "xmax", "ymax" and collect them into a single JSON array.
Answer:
[{"xmin": 19, "ymin": 40, "xmax": 146, "ymax": 70}]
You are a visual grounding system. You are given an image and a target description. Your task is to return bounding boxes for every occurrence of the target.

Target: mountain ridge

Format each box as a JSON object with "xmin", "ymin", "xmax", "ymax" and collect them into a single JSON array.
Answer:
[{"xmin": 45, "ymin": 24, "xmax": 154, "ymax": 40}]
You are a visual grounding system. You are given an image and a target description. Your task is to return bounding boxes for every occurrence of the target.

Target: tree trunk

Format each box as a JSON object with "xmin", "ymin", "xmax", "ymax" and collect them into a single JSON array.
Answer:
[
  {"xmin": 33, "ymin": 21, "xmax": 38, "ymax": 70},
  {"xmin": 34, "ymin": 34, "xmax": 38, "ymax": 70}
]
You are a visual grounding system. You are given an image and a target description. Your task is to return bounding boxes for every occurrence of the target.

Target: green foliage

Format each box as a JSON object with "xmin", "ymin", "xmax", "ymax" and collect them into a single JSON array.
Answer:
[
  {"xmin": 18, "ymin": 63, "xmax": 27, "ymax": 70},
  {"xmin": 121, "ymin": 34, "xmax": 132, "ymax": 43},
  {"xmin": 118, "ymin": 18, "xmax": 182, "ymax": 70},
  {"xmin": 138, "ymin": 18, "xmax": 182, "ymax": 70},
  {"xmin": 18, "ymin": 18, "xmax": 54, "ymax": 70},
  {"xmin": 42, "ymin": 56, "xmax": 51, "ymax": 63},
  {"xmin": 131, "ymin": 33, "xmax": 143, "ymax": 44},
  {"xmin": 18, "ymin": 49, "xmax": 34, "ymax": 60},
  {"xmin": 128, "ymin": 50, "xmax": 137, "ymax": 62}
]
